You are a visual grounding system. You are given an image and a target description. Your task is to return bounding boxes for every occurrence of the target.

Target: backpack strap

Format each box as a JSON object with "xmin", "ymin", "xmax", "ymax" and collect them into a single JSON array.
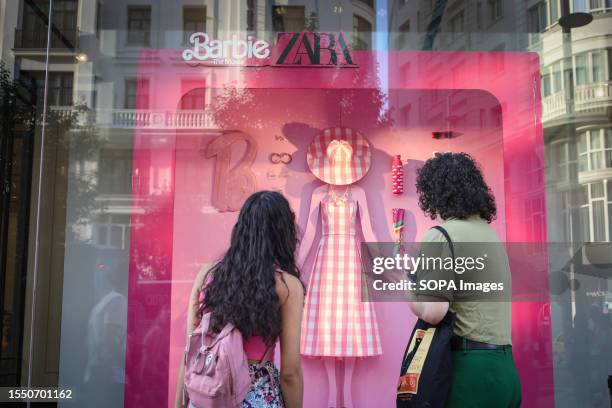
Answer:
[
  {"xmin": 431, "ymin": 225, "xmax": 455, "ymax": 258},
  {"xmin": 204, "ymin": 323, "xmax": 234, "ymax": 350},
  {"xmin": 254, "ymin": 344, "xmax": 276, "ymax": 390},
  {"xmin": 430, "ymin": 225, "xmax": 457, "ymax": 313},
  {"xmin": 258, "ymin": 345, "xmax": 274, "ymax": 367}
]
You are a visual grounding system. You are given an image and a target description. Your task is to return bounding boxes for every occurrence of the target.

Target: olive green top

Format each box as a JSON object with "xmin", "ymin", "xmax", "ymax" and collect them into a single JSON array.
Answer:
[{"xmin": 415, "ymin": 215, "xmax": 512, "ymax": 345}]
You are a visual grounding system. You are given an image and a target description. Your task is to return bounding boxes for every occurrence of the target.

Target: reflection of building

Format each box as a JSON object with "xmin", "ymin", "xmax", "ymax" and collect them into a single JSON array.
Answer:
[
  {"xmin": 1, "ymin": 0, "xmax": 378, "ymax": 251},
  {"xmin": 0, "ymin": 0, "xmax": 377, "ymax": 390},
  {"xmin": 530, "ymin": 3, "xmax": 612, "ymax": 244},
  {"xmin": 389, "ymin": 0, "xmax": 612, "ymax": 245},
  {"xmin": 388, "ymin": 2, "xmax": 612, "ymax": 406}
]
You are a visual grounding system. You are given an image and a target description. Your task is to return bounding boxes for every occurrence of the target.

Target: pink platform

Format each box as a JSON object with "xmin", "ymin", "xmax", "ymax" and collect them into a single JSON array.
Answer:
[{"xmin": 127, "ymin": 49, "xmax": 552, "ymax": 407}]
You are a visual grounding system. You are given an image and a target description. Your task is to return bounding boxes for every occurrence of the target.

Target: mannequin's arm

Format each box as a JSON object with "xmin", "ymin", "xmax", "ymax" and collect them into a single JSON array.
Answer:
[
  {"xmin": 298, "ymin": 184, "xmax": 326, "ymax": 268},
  {"xmin": 174, "ymin": 264, "xmax": 212, "ymax": 408}
]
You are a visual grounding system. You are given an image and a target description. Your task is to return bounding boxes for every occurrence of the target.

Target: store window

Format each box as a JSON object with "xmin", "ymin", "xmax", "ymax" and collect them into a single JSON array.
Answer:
[
  {"xmin": 183, "ymin": 6, "xmax": 206, "ymax": 44},
  {"xmin": 2, "ymin": 1, "xmax": 612, "ymax": 407},
  {"xmin": 127, "ymin": 5, "xmax": 151, "ymax": 46}
]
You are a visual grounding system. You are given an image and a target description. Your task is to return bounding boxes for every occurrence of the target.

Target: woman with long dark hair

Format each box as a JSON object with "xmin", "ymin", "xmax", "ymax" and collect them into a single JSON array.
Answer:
[
  {"xmin": 177, "ymin": 191, "xmax": 304, "ymax": 408},
  {"xmin": 410, "ymin": 152, "xmax": 521, "ymax": 407}
]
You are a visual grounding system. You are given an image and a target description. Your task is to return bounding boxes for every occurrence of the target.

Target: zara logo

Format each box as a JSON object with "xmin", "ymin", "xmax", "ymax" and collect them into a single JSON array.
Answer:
[
  {"xmin": 274, "ymin": 32, "xmax": 356, "ymax": 66},
  {"xmin": 182, "ymin": 31, "xmax": 357, "ymax": 67}
]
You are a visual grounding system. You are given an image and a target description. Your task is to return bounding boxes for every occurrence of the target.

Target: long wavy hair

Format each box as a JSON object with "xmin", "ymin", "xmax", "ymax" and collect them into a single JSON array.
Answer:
[
  {"xmin": 199, "ymin": 191, "xmax": 300, "ymax": 344},
  {"xmin": 416, "ymin": 152, "xmax": 497, "ymax": 223}
]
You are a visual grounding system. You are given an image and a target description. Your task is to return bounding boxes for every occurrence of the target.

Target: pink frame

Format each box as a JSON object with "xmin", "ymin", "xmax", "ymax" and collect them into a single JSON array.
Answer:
[{"xmin": 127, "ymin": 49, "xmax": 552, "ymax": 407}]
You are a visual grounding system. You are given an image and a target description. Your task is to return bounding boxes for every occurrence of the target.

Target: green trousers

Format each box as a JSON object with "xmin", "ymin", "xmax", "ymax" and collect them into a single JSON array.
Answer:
[{"xmin": 446, "ymin": 347, "xmax": 522, "ymax": 408}]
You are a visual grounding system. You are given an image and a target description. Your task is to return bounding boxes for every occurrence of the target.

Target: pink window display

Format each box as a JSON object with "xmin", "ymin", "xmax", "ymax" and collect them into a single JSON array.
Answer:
[{"xmin": 126, "ymin": 48, "xmax": 551, "ymax": 407}]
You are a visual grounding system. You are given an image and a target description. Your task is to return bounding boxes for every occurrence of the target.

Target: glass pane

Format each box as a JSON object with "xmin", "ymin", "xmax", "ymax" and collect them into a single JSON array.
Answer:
[
  {"xmin": 552, "ymin": 62, "xmax": 562, "ymax": 92},
  {"xmin": 2, "ymin": 0, "xmax": 610, "ymax": 407},
  {"xmin": 590, "ymin": 152, "xmax": 603, "ymax": 169},
  {"xmin": 592, "ymin": 51, "xmax": 603, "ymax": 82},
  {"xmin": 590, "ymin": 130, "xmax": 601, "ymax": 149},
  {"xmin": 590, "ymin": 0, "xmax": 603, "ymax": 8},
  {"xmin": 542, "ymin": 74, "xmax": 551, "ymax": 96},
  {"xmin": 592, "ymin": 200, "xmax": 606, "ymax": 240},
  {"xmin": 580, "ymin": 206, "xmax": 591, "ymax": 240},
  {"xmin": 579, "ymin": 154, "xmax": 588, "ymax": 171},
  {"xmin": 573, "ymin": 0, "xmax": 588, "ymax": 11},
  {"xmin": 578, "ymin": 132, "xmax": 588, "ymax": 153},
  {"xmin": 550, "ymin": 0, "xmax": 559, "ymax": 22},
  {"xmin": 579, "ymin": 185, "xmax": 589, "ymax": 205},
  {"xmin": 591, "ymin": 181, "xmax": 604, "ymax": 198},
  {"xmin": 575, "ymin": 54, "xmax": 588, "ymax": 85}
]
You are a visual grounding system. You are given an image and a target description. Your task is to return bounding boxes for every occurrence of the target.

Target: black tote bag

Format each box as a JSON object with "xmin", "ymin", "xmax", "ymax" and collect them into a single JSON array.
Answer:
[{"xmin": 397, "ymin": 226, "xmax": 456, "ymax": 408}]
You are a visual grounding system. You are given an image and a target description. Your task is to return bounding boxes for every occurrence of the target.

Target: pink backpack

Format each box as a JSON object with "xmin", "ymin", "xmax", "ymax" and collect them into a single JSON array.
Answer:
[{"xmin": 184, "ymin": 313, "xmax": 271, "ymax": 408}]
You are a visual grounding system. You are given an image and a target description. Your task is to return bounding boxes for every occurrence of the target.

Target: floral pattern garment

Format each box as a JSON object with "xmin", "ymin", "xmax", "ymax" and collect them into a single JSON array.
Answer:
[
  {"xmin": 242, "ymin": 362, "xmax": 284, "ymax": 408},
  {"xmin": 188, "ymin": 362, "xmax": 284, "ymax": 408}
]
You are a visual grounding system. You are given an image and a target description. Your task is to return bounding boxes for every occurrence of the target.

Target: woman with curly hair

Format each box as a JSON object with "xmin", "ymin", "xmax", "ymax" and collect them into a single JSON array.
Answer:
[
  {"xmin": 176, "ymin": 191, "xmax": 304, "ymax": 408},
  {"xmin": 409, "ymin": 152, "xmax": 521, "ymax": 408}
]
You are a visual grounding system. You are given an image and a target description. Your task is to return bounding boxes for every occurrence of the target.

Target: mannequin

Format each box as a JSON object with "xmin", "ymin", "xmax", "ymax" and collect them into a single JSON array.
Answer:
[{"xmin": 299, "ymin": 128, "xmax": 382, "ymax": 408}]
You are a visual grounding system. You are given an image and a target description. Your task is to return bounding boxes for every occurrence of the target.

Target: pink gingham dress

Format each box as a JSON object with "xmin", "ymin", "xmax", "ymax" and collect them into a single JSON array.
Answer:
[{"xmin": 300, "ymin": 190, "xmax": 382, "ymax": 357}]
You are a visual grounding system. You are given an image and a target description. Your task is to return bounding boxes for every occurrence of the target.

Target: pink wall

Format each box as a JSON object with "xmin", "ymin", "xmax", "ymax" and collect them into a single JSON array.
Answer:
[{"xmin": 127, "ymin": 50, "xmax": 552, "ymax": 408}]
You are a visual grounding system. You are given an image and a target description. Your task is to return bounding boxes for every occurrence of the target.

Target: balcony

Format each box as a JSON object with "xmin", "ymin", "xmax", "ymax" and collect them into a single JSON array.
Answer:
[
  {"xmin": 574, "ymin": 82, "xmax": 612, "ymax": 114},
  {"xmin": 542, "ymin": 82, "xmax": 612, "ymax": 123},
  {"xmin": 542, "ymin": 91, "xmax": 569, "ymax": 122},
  {"xmin": 48, "ymin": 107, "xmax": 217, "ymax": 129},
  {"xmin": 14, "ymin": 28, "xmax": 78, "ymax": 51},
  {"xmin": 109, "ymin": 109, "xmax": 216, "ymax": 129}
]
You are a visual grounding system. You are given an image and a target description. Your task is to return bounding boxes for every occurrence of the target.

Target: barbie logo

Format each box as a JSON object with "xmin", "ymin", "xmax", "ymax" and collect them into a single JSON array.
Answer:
[{"xmin": 182, "ymin": 33, "xmax": 270, "ymax": 63}]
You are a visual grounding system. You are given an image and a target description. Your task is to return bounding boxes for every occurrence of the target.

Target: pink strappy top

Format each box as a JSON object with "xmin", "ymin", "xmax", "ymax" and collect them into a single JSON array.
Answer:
[
  {"xmin": 197, "ymin": 285, "xmax": 276, "ymax": 361},
  {"xmin": 244, "ymin": 336, "xmax": 276, "ymax": 361}
]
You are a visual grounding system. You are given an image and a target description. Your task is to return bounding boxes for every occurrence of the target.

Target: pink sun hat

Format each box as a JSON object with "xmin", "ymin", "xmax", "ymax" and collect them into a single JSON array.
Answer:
[{"xmin": 307, "ymin": 127, "xmax": 372, "ymax": 185}]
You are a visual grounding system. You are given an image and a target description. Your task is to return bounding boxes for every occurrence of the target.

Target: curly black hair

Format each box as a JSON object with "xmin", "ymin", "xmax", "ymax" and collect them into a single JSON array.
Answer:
[
  {"xmin": 199, "ymin": 191, "xmax": 301, "ymax": 345},
  {"xmin": 416, "ymin": 152, "xmax": 496, "ymax": 223}
]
